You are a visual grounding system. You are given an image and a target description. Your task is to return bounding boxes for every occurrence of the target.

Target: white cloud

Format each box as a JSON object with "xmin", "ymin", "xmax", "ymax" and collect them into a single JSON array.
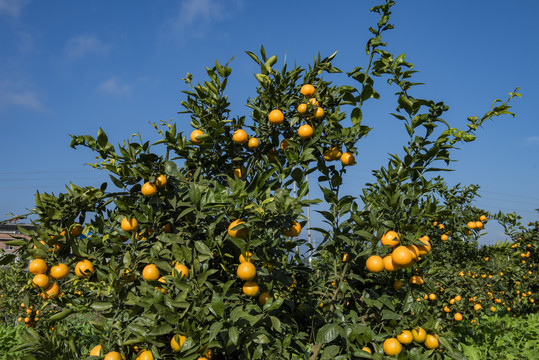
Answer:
[
  {"xmin": 169, "ymin": 0, "xmax": 242, "ymax": 38},
  {"xmin": 0, "ymin": 0, "xmax": 29, "ymax": 17},
  {"xmin": 98, "ymin": 77, "xmax": 131, "ymax": 96},
  {"xmin": 64, "ymin": 34, "xmax": 109, "ymax": 60},
  {"xmin": 0, "ymin": 80, "xmax": 45, "ymax": 112}
]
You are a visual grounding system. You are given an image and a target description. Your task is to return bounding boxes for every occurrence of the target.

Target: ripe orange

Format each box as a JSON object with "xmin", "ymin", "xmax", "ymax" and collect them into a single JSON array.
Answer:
[
  {"xmin": 33, "ymin": 274, "xmax": 50, "ymax": 289},
  {"xmin": 121, "ymin": 217, "xmax": 138, "ymax": 232},
  {"xmin": 283, "ymin": 221, "xmax": 301, "ymax": 237},
  {"xmin": 268, "ymin": 109, "xmax": 284, "ymax": 125},
  {"xmin": 308, "ymin": 98, "xmax": 319, "ymax": 106},
  {"xmin": 366, "ymin": 255, "xmax": 384, "ymax": 273},
  {"xmin": 104, "ymin": 352, "xmax": 125, "ymax": 360},
  {"xmin": 342, "ymin": 253, "xmax": 349, "ymax": 262},
  {"xmin": 383, "ymin": 255, "xmax": 398, "ymax": 271},
  {"xmin": 475, "ymin": 221, "xmax": 484, "ymax": 229},
  {"xmin": 391, "ymin": 246, "xmax": 413, "ymax": 267},
  {"xmin": 454, "ymin": 295, "xmax": 462, "ymax": 301},
  {"xmin": 480, "ymin": 215, "xmax": 487, "ymax": 221},
  {"xmin": 381, "ymin": 230, "xmax": 400, "ymax": 247},
  {"xmin": 233, "ymin": 164, "xmax": 245, "ymax": 178},
  {"xmin": 190, "ymin": 129, "xmax": 204, "ymax": 144},
  {"xmin": 70, "ymin": 224, "xmax": 83, "ymax": 237},
  {"xmin": 297, "ymin": 103, "xmax": 307, "ymax": 115},
  {"xmin": 243, "ymin": 281, "xmax": 259, "ymax": 297},
  {"xmin": 444, "ymin": 305, "xmax": 451, "ymax": 313},
  {"xmin": 228, "ymin": 219, "xmax": 248, "ymax": 239},
  {"xmin": 49, "ymin": 263, "xmax": 69, "ymax": 280},
  {"xmin": 172, "ymin": 263, "xmax": 189, "ymax": 278},
  {"xmin": 412, "ymin": 327, "xmax": 427, "ymax": 343},
  {"xmin": 41, "ymin": 282, "xmax": 60, "ymax": 299},
  {"xmin": 313, "ymin": 106, "xmax": 325, "ymax": 120},
  {"xmin": 248, "ymin": 137, "xmax": 259, "ymax": 149},
  {"xmin": 142, "ymin": 264, "xmax": 160, "ymax": 281},
  {"xmin": 239, "ymin": 251, "xmax": 252, "ymax": 263},
  {"xmin": 155, "ymin": 174, "xmax": 167, "ymax": 187},
  {"xmin": 383, "ymin": 338, "xmax": 402, "ymax": 356},
  {"xmin": 171, "ymin": 334, "xmax": 187, "ymax": 352},
  {"xmin": 441, "ymin": 234, "xmax": 448, "ymax": 241},
  {"xmin": 474, "ymin": 303, "xmax": 482, "ymax": 311},
  {"xmin": 406, "ymin": 245, "xmax": 420, "ymax": 260},
  {"xmin": 28, "ymin": 259, "xmax": 47, "ymax": 275},
  {"xmin": 397, "ymin": 330, "xmax": 413, "ymax": 345},
  {"xmin": 361, "ymin": 347, "xmax": 372, "ymax": 354},
  {"xmin": 428, "ymin": 293, "xmax": 436, "ymax": 301},
  {"xmin": 300, "ymin": 84, "xmax": 315, "ymax": 97},
  {"xmin": 467, "ymin": 221, "xmax": 476, "ymax": 229},
  {"xmin": 232, "ymin": 129, "xmax": 248, "ymax": 144},
  {"xmin": 409, "ymin": 275, "xmax": 424, "ymax": 285},
  {"xmin": 424, "ymin": 334, "xmax": 439, "ymax": 349},
  {"xmin": 237, "ymin": 262, "xmax": 256, "ymax": 281},
  {"xmin": 298, "ymin": 124, "xmax": 313, "ymax": 139},
  {"xmin": 259, "ymin": 292, "xmax": 271, "ymax": 305},
  {"xmin": 75, "ymin": 260, "xmax": 94, "ymax": 278},
  {"xmin": 340, "ymin": 152, "xmax": 355, "ymax": 166},
  {"xmin": 90, "ymin": 345, "xmax": 102, "ymax": 356},
  {"xmin": 323, "ymin": 147, "xmax": 342, "ymax": 161},
  {"xmin": 141, "ymin": 182, "xmax": 157, "ymax": 197},
  {"xmin": 393, "ymin": 280, "xmax": 405, "ymax": 291},
  {"xmin": 137, "ymin": 350, "xmax": 153, "ymax": 360}
]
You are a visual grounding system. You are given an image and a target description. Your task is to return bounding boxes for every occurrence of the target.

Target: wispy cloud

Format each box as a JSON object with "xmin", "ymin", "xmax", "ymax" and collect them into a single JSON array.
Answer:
[
  {"xmin": 98, "ymin": 77, "xmax": 131, "ymax": 96},
  {"xmin": 0, "ymin": 80, "xmax": 45, "ymax": 112},
  {"xmin": 0, "ymin": 0, "xmax": 29, "ymax": 17},
  {"xmin": 64, "ymin": 34, "xmax": 109, "ymax": 60},
  {"xmin": 524, "ymin": 136, "xmax": 539, "ymax": 145},
  {"xmin": 169, "ymin": 0, "xmax": 242, "ymax": 39}
]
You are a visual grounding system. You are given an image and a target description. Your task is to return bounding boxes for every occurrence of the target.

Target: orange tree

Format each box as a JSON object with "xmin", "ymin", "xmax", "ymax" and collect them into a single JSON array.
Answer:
[{"xmin": 1, "ymin": 1, "xmax": 525, "ymax": 359}]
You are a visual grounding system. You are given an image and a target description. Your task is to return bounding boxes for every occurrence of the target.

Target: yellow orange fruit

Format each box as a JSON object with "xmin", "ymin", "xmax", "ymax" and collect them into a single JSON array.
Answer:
[
  {"xmin": 190, "ymin": 129, "xmax": 204, "ymax": 144},
  {"xmin": 239, "ymin": 251, "xmax": 252, "ymax": 263},
  {"xmin": 397, "ymin": 330, "xmax": 413, "ymax": 345},
  {"xmin": 366, "ymin": 255, "xmax": 384, "ymax": 273},
  {"xmin": 412, "ymin": 327, "xmax": 427, "ymax": 343},
  {"xmin": 228, "ymin": 219, "xmax": 248, "ymax": 239},
  {"xmin": 104, "ymin": 352, "xmax": 125, "ymax": 360},
  {"xmin": 381, "ymin": 231, "xmax": 399, "ymax": 248},
  {"xmin": 121, "ymin": 217, "xmax": 138, "ymax": 232},
  {"xmin": 49, "ymin": 263, "xmax": 69, "ymax": 280},
  {"xmin": 142, "ymin": 264, "xmax": 160, "ymax": 281},
  {"xmin": 41, "ymin": 282, "xmax": 60, "ymax": 299},
  {"xmin": 340, "ymin": 152, "xmax": 355, "ymax": 166},
  {"xmin": 171, "ymin": 334, "xmax": 187, "ymax": 352},
  {"xmin": 33, "ymin": 274, "xmax": 50, "ymax": 288},
  {"xmin": 172, "ymin": 263, "xmax": 189, "ymax": 278},
  {"xmin": 237, "ymin": 262, "xmax": 256, "ymax": 281},
  {"xmin": 300, "ymin": 84, "xmax": 315, "ymax": 97},
  {"xmin": 298, "ymin": 124, "xmax": 314, "ymax": 139},
  {"xmin": 155, "ymin": 174, "xmax": 167, "ymax": 187},
  {"xmin": 467, "ymin": 221, "xmax": 476, "ymax": 229},
  {"xmin": 28, "ymin": 259, "xmax": 47, "ymax": 275},
  {"xmin": 243, "ymin": 281, "xmax": 259, "ymax": 297},
  {"xmin": 75, "ymin": 260, "xmax": 94, "ymax": 278},
  {"xmin": 391, "ymin": 246, "xmax": 413, "ymax": 267},
  {"xmin": 248, "ymin": 137, "xmax": 259, "ymax": 149},
  {"xmin": 232, "ymin": 129, "xmax": 248, "ymax": 144},
  {"xmin": 90, "ymin": 345, "xmax": 102, "ymax": 356},
  {"xmin": 441, "ymin": 234, "xmax": 448, "ymax": 241},
  {"xmin": 383, "ymin": 255, "xmax": 398, "ymax": 271},
  {"xmin": 313, "ymin": 107, "xmax": 325, "ymax": 120},
  {"xmin": 259, "ymin": 292, "xmax": 271, "ymax": 305},
  {"xmin": 137, "ymin": 350, "xmax": 153, "ymax": 360},
  {"xmin": 141, "ymin": 182, "xmax": 157, "ymax": 197},
  {"xmin": 424, "ymin": 334, "xmax": 439, "ymax": 349},
  {"xmin": 268, "ymin": 109, "xmax": 284, "ymax": 125},
  {"xmin": 297, "ymin": 103, "xmax": 307, "ymax": 115},
  {"xmin": 283, "ymin": 221, "xmax": 301, "ymax": 237},
  {"xmin": 383, "ymin": 338, "xmax": 402, "ymax": 356}
]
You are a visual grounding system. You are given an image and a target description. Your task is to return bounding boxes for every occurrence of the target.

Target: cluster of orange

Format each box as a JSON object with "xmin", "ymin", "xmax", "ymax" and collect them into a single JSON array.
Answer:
[
  {"xmin": 466, "ymin": 214, "xmax": 487, "ymax": 231},
  {"xmin": 366, "ymin": 231, "xmax": 431, "ymax": 275},
  {"xmin": 140, "ymin": 174, "xmax": 168, "ymax": 197},
  {"xmin": 27, "ymin": 256, "xmax": 70, "ymax": 300},
  {"xmin": 17, "ymin": 303, "xmax": 40, "ymax": 328},
  {"xmin": 371, "ymin": 327, "xmax": 439, "ymax": 356}
]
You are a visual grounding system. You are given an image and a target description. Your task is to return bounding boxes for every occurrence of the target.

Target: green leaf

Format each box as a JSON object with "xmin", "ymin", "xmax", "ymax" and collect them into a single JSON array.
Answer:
[{"xmin": 316, "ymin": 323, "xmax": 339, "ymax": 344}]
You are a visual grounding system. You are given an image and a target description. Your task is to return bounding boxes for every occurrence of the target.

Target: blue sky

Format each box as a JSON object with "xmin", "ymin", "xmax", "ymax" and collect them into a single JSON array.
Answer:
[{"xmin": 1, "ymin": 0, "xmax": 538, "ymax": 245}]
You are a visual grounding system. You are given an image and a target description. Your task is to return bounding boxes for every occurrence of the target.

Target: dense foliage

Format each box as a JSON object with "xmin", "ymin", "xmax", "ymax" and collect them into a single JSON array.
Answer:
[{"xmin": 0, "ymin": 1, "xmax": 535, "ymax": 359}]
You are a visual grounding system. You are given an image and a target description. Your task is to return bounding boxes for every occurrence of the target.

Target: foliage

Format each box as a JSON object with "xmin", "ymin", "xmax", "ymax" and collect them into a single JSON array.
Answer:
[{"xmin": 0, "ymin": 0, "xmax": 532, "ymax": 359}]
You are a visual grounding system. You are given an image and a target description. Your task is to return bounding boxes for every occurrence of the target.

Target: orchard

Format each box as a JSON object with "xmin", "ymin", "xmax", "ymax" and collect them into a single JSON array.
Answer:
[{"xmin": 0, "ymin": 1, "xmax": 537, "ymax": 359}]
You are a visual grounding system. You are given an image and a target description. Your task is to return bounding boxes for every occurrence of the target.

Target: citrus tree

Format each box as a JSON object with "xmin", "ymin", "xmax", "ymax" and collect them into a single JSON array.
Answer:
[{"xmin": 1, "ymin": 1, "xmax": 527, "ymax": 359}]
